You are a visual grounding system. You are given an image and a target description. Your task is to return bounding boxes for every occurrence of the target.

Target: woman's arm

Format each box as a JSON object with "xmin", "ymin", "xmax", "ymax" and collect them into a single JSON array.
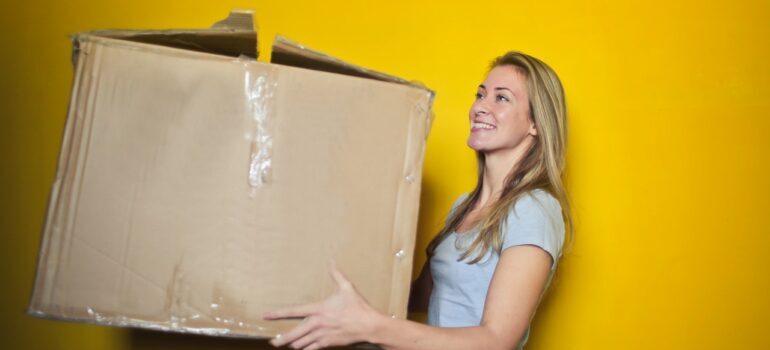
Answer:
[
  {"xmin": 264, "ymin": 245, "xmax": 553, "ymax": 350},
  {"xmin": 408, "ymin": 261, "xmax": 432, "ymax": 313}
]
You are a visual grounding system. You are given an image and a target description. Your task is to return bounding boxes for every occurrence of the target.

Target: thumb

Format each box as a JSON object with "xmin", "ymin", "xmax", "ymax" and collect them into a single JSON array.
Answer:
[{"xmin": 329, "ymin": 261, "xmax": 352, "ymax": 289}]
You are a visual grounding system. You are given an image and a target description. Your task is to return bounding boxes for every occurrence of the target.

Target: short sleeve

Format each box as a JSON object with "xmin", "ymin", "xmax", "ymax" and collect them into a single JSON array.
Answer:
[
  {"xmin": 446, "ymin": 193, "xmax": 469, "ymax": 220},
  {"xmin": 501, "ymin": 190, "xmax": 566, "ymax": 269}
]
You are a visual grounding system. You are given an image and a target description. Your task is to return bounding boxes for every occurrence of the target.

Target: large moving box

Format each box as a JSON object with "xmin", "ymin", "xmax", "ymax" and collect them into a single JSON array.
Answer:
[{"xmin": 28, "ymin": 10, "xmax": 434, "ymax": 339}]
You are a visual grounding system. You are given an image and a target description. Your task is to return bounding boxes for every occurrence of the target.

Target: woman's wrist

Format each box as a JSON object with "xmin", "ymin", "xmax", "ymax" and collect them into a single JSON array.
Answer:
[{"xmin": 362, "ymin": 309, "xmax": 392, "ymax": 346}]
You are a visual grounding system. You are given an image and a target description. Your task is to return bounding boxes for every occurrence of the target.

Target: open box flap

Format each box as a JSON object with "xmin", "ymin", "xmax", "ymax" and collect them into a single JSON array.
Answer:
[
  {"xmin": 270, "ymin": 35, "xmax": 434, "ymax": 96},
  {"xmin": 77, "ymin": 10, "xmax": 258, "ymax": 59}
]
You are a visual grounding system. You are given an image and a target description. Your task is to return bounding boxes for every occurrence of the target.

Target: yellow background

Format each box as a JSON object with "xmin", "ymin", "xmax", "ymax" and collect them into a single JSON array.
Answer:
[{"xmin": 2, "ymin": 1, "xmax": 769, "ymax": 349}]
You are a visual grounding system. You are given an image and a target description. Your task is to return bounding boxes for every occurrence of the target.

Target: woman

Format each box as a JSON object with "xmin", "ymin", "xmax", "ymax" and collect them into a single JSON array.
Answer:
[{"xmin": 264, "ymin": 51, "xmax": 571, "ymax": 350}]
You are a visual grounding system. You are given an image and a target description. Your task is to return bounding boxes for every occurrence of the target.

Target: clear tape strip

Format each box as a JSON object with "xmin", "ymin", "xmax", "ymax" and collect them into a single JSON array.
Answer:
[
  {"xmin": 243, "ymin": 61, "xmax": 277, "ymax": 191},
  {"xmin": 30, "ymin": 308, "xmax": 272, "ymax": 337},
  {"xmin": 388, "ymin": 89, "xmax": 434, "ymax": 318}
]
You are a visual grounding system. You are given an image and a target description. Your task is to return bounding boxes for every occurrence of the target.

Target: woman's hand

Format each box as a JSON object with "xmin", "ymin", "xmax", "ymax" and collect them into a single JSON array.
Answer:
[{"xmin": 263, "ymin": 266, "xmax": 384, "ymax": 349}]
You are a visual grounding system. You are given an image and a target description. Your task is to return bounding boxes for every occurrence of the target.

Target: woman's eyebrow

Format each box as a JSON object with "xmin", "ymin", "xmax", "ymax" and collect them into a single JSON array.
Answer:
[
  {"xmin": 494, "ymin": 87, "xmax": 517, "ymax": 98},
  {"xmin": 479, "ymin": 85, "xmax": 515, "ymax": 97}
]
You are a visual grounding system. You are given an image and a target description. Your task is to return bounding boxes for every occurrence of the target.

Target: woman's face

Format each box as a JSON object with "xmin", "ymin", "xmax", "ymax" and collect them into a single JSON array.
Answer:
[{"xmin": 467, "ymin": 65, "xmax": 537, "ymax": 154}]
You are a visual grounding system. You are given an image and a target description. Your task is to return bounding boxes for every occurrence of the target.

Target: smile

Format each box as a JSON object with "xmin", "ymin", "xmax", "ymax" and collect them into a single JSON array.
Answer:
[{"xmin": 471, "ymin": 122, "xmax": 496, "ymax": 130}]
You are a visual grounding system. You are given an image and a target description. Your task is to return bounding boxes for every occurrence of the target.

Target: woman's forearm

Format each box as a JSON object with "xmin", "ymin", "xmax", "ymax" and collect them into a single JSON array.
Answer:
[
  {"xmin": 367, "ymin": 314, "xmax": 520, "ymax": 350},
  {"xmin": 265, "ymin": 260, "xmax": 533, "ymax": 350}
]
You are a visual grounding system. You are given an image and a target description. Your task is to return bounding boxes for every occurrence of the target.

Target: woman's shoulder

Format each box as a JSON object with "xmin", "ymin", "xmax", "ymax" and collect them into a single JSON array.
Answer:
[
  {"xmin": 451, "ymin": 189, "xmax": 560, "ymax": 213},
  {"xmin": 529, "ymin": 188, "xmax": 560, "ymax": 203},
  {"xmin": 507, "ymin": 188, "xmax": 563, "ymax": 227},
  {"xmin": 449, "ymin": 193, "xmax": 470, "ymax": 212},
  {"xmin": 502, "ymin": 188, "xmax": 566, "ymax": 265}
]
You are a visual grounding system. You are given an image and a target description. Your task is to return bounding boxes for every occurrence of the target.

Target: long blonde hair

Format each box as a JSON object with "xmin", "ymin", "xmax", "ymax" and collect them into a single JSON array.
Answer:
[{"xmin": 427, "ymin": 51, "xmax": 573, "ymax": 264}]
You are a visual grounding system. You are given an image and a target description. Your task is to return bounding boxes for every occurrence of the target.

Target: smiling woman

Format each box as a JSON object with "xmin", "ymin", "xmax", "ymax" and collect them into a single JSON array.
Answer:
[
  {"xmin": 264, "ymin": 51, "xmax": 571, "ymax": 350},
  {"xmin": 468, "ymin": 66, "xmax": 537, "ymax": 153}
]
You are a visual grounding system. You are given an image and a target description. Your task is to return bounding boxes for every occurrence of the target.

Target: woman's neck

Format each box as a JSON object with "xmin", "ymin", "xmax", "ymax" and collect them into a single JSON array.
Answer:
[{"xmin": 477, "ymin": 137, "xmax": 534, "ymax": 208}]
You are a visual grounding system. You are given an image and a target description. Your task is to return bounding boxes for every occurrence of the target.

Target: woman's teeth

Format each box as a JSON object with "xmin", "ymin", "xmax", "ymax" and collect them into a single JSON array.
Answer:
[{"xmin": 472, "ymin": 122, "xmax": 495, "ymax": 130}]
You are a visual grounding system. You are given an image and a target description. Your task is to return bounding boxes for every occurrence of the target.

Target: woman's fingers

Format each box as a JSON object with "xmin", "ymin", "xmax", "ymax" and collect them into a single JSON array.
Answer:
[
  {"xmin": 329, "ymin": 265, "xmax": 352, "ymax": 290},
  {"xmin": 269, "ymin": 317, "xmax": 320, "ymax": 347},
  {"xmin": 264, "ymin": 265, "xmax": 374, "ymax": 349},
  {"xmin": 263, "ymin": 302, "xmax": 322, "ymax": 320},
  {"xmin": 289, "ymin": 327, "xmax": 325, "ymax": 349}
]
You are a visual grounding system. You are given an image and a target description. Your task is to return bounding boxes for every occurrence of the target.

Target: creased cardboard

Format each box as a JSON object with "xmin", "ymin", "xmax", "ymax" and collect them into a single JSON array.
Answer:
[{"xmin": 29, "ymin": 10, "xmax": 434, "ymax": 339}]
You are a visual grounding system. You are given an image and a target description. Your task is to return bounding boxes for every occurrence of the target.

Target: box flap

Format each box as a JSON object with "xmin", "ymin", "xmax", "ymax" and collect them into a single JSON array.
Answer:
[
  {"xmin": 80, "ymin": 10, "xmax": 258, "ymax": 59},
  {"xmin": 270, "ymin": 36, "xmax": 433, "ymax": 95}
]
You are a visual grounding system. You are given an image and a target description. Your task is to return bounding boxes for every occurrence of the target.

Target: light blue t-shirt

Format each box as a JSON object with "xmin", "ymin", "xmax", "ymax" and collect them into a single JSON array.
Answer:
[{"xmin": 427, "ymin": 189, "xmax": 565, "ymax": 349}]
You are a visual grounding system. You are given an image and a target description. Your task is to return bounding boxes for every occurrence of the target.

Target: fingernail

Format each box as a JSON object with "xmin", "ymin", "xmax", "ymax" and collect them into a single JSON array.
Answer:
[{"xmin": 270, "ymin": 334, "xmax": 281, "ymax": 346}]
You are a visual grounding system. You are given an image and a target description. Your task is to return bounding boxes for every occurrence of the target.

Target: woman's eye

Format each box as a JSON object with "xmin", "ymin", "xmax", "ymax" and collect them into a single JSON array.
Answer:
[
  {"xmin": 496, "ymin": 95, "xmax": 510, "ymax": 102},
  {"xmin": 475, "ymin": 92, "xmax": 484, "ymax": 100}
]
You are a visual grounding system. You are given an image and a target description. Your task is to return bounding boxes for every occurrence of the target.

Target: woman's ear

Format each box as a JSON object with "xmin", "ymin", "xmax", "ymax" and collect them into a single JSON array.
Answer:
[{"xmin": 529, "ymin": 120, "xmax": 538, "ymax": 136}]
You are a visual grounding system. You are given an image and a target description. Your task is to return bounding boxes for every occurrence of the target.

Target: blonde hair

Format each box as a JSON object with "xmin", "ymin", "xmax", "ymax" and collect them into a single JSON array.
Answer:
[{"xmin": 427, "ymin": 51, "xmax": 573, "ymax": 264}]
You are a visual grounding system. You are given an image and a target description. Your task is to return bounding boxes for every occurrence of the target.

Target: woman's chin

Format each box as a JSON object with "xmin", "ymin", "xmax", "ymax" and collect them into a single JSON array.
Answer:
[{"xmin": 467, "ymin": 138, "xmax": 488, "ymax": 152}]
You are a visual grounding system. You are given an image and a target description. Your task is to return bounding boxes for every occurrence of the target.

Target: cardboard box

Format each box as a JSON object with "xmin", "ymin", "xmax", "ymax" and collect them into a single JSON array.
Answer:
[{"xmin": 29, "ymin": 10, "xmax": 434, "ymax": 338}]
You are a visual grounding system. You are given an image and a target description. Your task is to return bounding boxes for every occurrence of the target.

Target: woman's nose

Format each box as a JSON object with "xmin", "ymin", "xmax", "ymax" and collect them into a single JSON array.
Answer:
[{"xmin": 473, "ymin": 103, "xmax": 489, "ymax": 117}]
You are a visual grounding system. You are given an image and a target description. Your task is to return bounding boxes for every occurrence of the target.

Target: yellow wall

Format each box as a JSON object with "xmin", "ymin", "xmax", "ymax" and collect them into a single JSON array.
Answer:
[{"xmin": 1, "ymin": 1, "xmax": 769, "ymax": 349}]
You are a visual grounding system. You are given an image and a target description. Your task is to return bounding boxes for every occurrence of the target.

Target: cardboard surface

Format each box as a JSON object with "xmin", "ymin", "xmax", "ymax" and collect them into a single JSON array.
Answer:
[{"xmin": 29, "ymin": 12, "xmax": 433, "ymax": 339}]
